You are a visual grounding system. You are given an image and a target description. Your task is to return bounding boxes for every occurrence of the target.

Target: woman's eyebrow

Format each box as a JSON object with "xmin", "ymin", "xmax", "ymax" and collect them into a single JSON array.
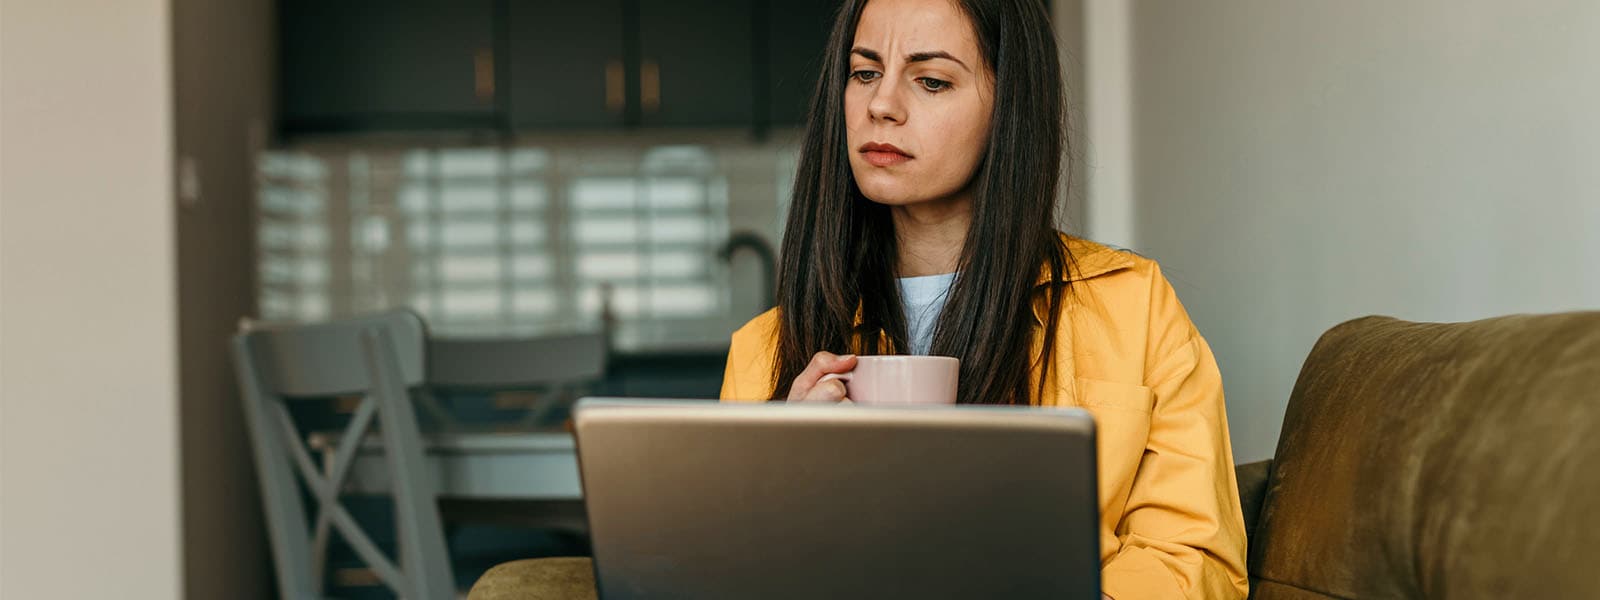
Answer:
[
  {"xmin": 906, "ymin": 50, "xmax": 969, "ymax": 73},
  {"xmin": 850, "ymin": 47, "xmax": 971, "ymax": 74},
  {"xmin": 851, "ymin": 47, "xmax": 884, "ymax": 63}
]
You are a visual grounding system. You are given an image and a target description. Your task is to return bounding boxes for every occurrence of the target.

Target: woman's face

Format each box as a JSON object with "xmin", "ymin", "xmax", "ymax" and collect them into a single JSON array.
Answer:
[{"xmin": 845, "ymin": 0, "xmax": 993, "ymax": 207}]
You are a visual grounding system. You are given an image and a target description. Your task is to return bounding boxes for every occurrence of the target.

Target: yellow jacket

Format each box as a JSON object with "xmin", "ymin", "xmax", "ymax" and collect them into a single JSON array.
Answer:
[{"xmin": 719, "ymin": 236, "xmax": 1249, "ymax": 599}]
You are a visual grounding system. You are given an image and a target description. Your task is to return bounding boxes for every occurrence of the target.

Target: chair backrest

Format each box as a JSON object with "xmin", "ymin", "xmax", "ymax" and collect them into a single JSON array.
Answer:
[
  {"xmin": 428, "ymin": 332, "xmax": 606, "ymax": 390},
  {"xmin": 238, "ymin": 309, "xmax": 428, "ymax": 398},
  {"xmin": 232, "ymin": 308, "xmax": 453, "ymax": 600}
]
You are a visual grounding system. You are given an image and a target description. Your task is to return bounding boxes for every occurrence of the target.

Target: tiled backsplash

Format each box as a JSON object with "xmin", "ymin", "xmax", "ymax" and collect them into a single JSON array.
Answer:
[{"xmin": 257, "ymin": 131, "xmax": 800, "ymax": 349}]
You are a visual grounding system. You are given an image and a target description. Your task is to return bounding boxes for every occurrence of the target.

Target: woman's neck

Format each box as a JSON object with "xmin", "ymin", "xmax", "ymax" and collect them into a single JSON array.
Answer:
[{"xmin": 890, "ymin": 193, "xmax": 972, "ymax": 277}]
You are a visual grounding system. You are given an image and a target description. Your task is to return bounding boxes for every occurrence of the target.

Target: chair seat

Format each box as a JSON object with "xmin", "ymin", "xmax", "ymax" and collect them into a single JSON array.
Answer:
[
  {"xmin": 467, "ymin": 557, "xmax": 597, "ymax": 600},
  {"xmin": 306, "ymin": 429, "xmax": 583, "ymax": 499},
  {"xmin": 307, "ymin": 427, "xmax": 575, "ymax": 454}
]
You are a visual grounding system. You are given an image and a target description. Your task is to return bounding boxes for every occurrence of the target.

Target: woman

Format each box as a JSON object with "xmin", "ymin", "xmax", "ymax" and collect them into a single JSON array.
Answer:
[{"xmin": 719, "ymin": 0, "xmax": 1248, "ymax": 597}]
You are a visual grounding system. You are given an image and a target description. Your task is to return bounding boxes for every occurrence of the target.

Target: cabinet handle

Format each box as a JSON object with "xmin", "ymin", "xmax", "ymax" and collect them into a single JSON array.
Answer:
[
  {"xmin": 474, "ymin": 48, "xmax": 495, "ymax": 102},
  {"xmin": 605, "ymin": 60, "xmax": 625, "ymax": 112},
  {"xmin": 641, "ymin": 60, "xmax": 661, "ymax": 113}
]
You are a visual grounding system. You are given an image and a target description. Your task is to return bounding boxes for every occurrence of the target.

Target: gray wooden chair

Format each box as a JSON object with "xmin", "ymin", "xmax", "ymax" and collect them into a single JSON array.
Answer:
[
  {"xmin": 233, "ymin": 309, "xmax": 450, "ymax": 599},
  {"xmin": 232, "ymin": 309, "xmax": 606, "ymax": 599}
]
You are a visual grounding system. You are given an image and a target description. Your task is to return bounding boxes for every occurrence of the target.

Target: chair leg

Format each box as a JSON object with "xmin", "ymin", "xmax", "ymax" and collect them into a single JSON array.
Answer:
[
  {"xmin": 365, "ymin": 329, "xmax": 457, "ymax": 599},
  {"xmin": 234, "ymin": 340, "xmax": 320, "ymax": 599}
]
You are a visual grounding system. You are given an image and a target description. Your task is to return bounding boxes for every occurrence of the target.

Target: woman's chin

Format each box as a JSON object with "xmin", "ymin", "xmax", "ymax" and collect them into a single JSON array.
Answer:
[
  {"xmin": 860, "ymin": 191, "xmax": 921, "ymax": 206},
  {"xmin": 855, "ymin": 179, "xmax": 929, "ymax": 206},
  {"xmin": 858, "ymin": 184, "xmax": 966, "ymax": 208},
  {"xmin": 854, "ymin": 169, "xmax": 970, "ymax": 208}
]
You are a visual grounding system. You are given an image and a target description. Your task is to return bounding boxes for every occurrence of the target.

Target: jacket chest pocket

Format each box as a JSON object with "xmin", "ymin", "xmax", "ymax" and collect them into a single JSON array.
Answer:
[
  {"xmin": 1074, "ymin": 378, "xmax": 1154, "ymax": 456},
  {"xmin": 1074, "ymin": 377, "xmax": 1154, "ymax": 414}
]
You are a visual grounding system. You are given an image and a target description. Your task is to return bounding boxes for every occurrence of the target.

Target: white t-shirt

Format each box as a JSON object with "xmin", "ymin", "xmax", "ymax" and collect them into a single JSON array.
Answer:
[{"xmin": 896, "ymin": 272, "xmax": 957, "ymax": 355}]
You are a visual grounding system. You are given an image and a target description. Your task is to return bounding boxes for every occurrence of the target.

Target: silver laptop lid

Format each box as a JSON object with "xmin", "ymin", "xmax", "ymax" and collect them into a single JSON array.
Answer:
[{"xmin": 573, "ymin": 399, "xmax": 1101, "ymax": 600}]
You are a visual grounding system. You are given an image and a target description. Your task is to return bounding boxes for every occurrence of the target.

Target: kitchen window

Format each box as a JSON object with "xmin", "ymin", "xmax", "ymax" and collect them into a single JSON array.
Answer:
[{"xmin": 256, "ymin": 140, "xmax": 779, "ymax": 349}]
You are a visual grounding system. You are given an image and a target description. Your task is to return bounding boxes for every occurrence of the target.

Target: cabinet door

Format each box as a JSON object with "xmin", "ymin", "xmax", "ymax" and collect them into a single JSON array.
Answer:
[
  {"xmin": 280, "ymin": 0, "xmax": 497, "ymax": 129},
  {"xmin": 507, "ymin": 0, "xmax": 628, "ymax": 129},
  {"xmin": 636, "ymin": 0, "xmax": 756, "ymax": 128},
  {"xmin": 767, "ymin": 0, "xmax": 845, "ymax": 127}
]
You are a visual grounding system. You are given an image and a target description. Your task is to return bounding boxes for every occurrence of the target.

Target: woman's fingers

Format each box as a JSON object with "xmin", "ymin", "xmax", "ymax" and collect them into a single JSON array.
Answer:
[
  {"xmin": 801, "ymin": 377, "xmax": 849, "ymax": 403},
  {"xmin": 787, "ymin": 352, "xmax": 857, "ymax": 402}
]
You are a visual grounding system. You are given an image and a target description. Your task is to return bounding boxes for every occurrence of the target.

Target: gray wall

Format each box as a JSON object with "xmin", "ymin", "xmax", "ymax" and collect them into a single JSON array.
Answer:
[
  {"xmin": 1126, "ymin": 1, "xmax": 1600, "ymax": 461},
  {"xmin": 173, "ymin": 0, "xmax": 275, "ymax": 595},
  {"xmin": 1054, "ymin": 0, "xmax": 1092, "ymax": 235},
  {"xmin": 0, "ymin": 0, "xmax": 183, "ymax": 596}
]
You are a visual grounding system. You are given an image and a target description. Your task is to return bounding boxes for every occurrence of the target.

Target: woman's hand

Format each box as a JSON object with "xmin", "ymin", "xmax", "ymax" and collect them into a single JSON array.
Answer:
[{"xmin": 785, "ymin": 352, "xmax": 857, "ymax": 403}]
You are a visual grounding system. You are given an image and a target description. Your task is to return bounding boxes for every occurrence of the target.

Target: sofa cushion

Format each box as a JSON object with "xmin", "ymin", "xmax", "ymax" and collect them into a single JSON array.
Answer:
[
  {"xmin": 1250, "ymin": 312, "xmax": 1600, "ymax": 598},
  {"xmin": 467, "ymin": 557, "xmax": 596, "ymax": 600}
]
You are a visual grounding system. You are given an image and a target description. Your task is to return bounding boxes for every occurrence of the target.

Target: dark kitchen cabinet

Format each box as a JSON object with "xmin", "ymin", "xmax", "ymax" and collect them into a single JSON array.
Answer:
[
  {"xmin": 766, "ymin": 0, "xmax": 845, "ymax": 127},
  {"xmin": 277, "ymin": 0, "xmax": 872, "ymax": 135},
  {"xmin": 635, "ymin": 0, "xmax": 755, "ymax": 128},
  {"xmin": 279, "ymin": 0, "xmax": 499, "ymax": 132},
  {"xmin": 506, "ymin": 0, "xmax": 629, "ymax": 129}
]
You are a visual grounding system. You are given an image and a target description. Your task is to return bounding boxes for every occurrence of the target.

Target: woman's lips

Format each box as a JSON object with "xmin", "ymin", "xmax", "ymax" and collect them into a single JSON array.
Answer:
[
  {"xmin": 859, "ymin": 142, "xmax": 913, "ymax": 167},
  {"xmin": 863, "ymin": 150, "xmax": 912, "ymax": 167}
]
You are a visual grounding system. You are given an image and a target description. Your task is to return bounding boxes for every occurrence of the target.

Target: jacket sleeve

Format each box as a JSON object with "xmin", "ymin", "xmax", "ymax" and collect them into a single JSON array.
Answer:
[
  {"xmin": 1100, "ymin": 270, "xmax": 1249, "ymax": 599},
  {"xmin": 719, "ymin": 314, "xmax": 777, "ymax": 403},
  {"xmin": 719, "ymin": 333, "xmax": 741, "ymax": 400}
]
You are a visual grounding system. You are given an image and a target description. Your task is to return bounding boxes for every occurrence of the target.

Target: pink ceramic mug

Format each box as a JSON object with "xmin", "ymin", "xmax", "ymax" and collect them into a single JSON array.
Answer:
[{"xmin": 817, "ymin": 355, "xmax": 960, "ymax": 405}]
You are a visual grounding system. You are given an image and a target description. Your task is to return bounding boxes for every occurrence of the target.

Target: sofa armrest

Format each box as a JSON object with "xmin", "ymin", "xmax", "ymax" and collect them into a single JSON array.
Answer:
[
  {"xmin": 1235, "ymin": 459, "xmax": 1273, "ymax": 546},
  {"xmin": 467, "ymin": 557, "xmax": 597, "ymax": 600}
]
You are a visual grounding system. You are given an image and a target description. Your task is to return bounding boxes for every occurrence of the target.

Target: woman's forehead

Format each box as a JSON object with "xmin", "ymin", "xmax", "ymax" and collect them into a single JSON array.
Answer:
[{"xmin": 852, "ymin": 0, "xmax": 981, "ymax": 64}]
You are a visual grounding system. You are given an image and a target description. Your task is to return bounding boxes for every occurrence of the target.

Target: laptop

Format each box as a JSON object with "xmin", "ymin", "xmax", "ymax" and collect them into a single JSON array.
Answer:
[{"xmin": 571, "ymin": 398, "xmax": 1101, "ymax": 600}]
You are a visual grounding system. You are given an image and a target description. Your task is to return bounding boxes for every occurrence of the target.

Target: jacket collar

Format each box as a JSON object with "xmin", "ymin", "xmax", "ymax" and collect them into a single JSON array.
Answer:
[
  {"xmin": 850, "ymin": 235, "xmax": 1137, "ymax": 330},
  {"xmin": 1040, "ymin": 235, "xmax": 1137, "ymax": 287},
  {"xmin": 1028, "ymin": 236, "xmax": 1136, "ymax": 324}
]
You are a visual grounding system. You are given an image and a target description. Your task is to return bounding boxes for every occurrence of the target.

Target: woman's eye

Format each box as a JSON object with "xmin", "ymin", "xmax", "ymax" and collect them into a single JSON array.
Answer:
[
  {"xmin": 917, "ymin": 77, "xmax": 951, "ymax": 92},
  {"xmin": 850, "ymin": 70, "xmax": 881, "ymax": 84}
]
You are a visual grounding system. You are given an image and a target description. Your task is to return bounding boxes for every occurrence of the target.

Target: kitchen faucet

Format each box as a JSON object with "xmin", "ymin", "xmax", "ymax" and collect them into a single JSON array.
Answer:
[{"xmin": 717, "ymin": 231, "xmax": 776, "ymax": 312}]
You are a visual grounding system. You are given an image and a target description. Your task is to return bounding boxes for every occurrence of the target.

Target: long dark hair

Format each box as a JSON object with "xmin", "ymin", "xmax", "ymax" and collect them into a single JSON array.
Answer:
[{"xmin": 771, "ymin": 0, "xmax": 1074, "ymax": 405}]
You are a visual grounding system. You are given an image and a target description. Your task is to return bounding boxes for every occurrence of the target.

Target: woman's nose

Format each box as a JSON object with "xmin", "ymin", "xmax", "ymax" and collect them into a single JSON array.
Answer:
[{"xmin": 867, "ymin": 78, "xmax": 906, "ymax": 124}]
